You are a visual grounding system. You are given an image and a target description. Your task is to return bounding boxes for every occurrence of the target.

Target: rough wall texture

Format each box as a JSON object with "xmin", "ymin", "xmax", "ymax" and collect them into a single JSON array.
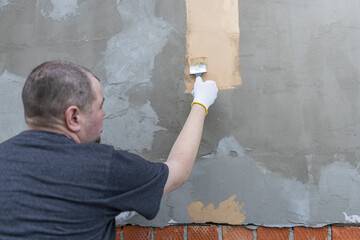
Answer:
[{"xmin": 1, "ymin": 0, "xmax": 360, "ymax": 228}]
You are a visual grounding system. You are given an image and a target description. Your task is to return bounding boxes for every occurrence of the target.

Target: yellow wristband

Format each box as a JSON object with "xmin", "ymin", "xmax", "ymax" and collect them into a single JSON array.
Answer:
[{"xmin": 191, "ymin": 102, "xmax": 208, "ymax": 115}]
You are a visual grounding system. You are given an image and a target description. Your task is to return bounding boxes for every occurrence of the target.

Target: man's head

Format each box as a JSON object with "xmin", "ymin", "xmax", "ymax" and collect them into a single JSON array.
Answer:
[{"xmin": 22, "ymin": 61, "xmax": 105, "ymax": 143}]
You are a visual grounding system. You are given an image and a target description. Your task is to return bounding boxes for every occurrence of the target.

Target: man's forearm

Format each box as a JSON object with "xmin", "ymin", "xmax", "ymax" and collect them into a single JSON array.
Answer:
[
  {"xmin": 163, "ymin": 104, "xmax": 206, "ymax": 195},
  {"xmin": 163, "ymin": 76, "xmax": 218, "ymax": 196}
]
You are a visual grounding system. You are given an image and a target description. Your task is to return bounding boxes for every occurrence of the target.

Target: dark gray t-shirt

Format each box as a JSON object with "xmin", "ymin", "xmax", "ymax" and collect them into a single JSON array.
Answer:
[{"xmin": 0, "ymin": 130, "xmax": 169, "ymax": 240}]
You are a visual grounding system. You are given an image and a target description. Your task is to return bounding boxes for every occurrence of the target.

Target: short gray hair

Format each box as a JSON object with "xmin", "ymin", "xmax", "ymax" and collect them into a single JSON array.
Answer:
[{"xmin": 22, "ymin": 61, "xmax": 97, "ymax": 127}]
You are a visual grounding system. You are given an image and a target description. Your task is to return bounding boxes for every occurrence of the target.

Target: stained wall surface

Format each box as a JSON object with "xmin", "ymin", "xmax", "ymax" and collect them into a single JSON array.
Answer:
[{"xmin": 1, "ymin": 0, "xmax": 360, "ymax": 227}]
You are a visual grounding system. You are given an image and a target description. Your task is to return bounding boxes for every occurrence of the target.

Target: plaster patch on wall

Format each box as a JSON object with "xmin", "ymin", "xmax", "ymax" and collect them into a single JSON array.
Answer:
[
  {"xmin": 187, "ymin": 195, "xmax": 245, "ymax": 224},
  {"xmin": 184, "ymin": 0, "xmax": 242, "ymax": 92},
  {"xmin": 178, "ymin": 135, "xmax": 311, "ymax": 226},
  {"xmin": 126, "ymin": 135, "xmax": 313, "ymax": 226},
  {"xmin": 343, "ymin": 212, "xmax": 360, "ymax": 223},
  {"xmin": 115, "ymin": 211, "xmax": 137, "ymax": 224},
  {"xmin": 41, "ymin": 0, "xmax": 79, "ymax": 21},
  {"xmin": 168, "ymin": 219, "xmax": 178, "ymax": 224},
  {"xmin": 102, "ymin": 0, "xmax": 171, "ymax": 88},
  {"xmin": 215, "ymin": 135, "xmax": 245, "ymax": 158},
  {"xmin": 0, "ymin": 0, "xmax": 9, "ymax": 10},
  {"xmin": 0, "ymin": 70, "xmax": 26, "ymax": 142},
  {"xmin": 319, "ymin": 159, "xmax": 360, "ymax": 210},
  {"xmin": 100, "ymin": 0, "xmax": 171, "ymax": 153},
  {"xmin": 102, "ymin": 101, "xmax": 166, "ymax": 152}
]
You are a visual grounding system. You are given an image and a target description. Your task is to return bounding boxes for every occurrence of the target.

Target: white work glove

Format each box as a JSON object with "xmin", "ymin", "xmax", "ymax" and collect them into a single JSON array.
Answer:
[{"xmin": 191, "ymin": 76, "xmax": 218, "ymax": 114}]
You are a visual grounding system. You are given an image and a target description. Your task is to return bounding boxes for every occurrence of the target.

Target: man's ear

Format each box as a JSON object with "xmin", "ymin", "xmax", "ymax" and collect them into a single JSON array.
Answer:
[{"xmin": 64, "ymin": 106, "xmax": 81, "ymax": 132}]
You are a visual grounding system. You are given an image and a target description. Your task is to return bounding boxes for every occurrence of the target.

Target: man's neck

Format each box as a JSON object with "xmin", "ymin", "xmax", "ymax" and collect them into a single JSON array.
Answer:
[{"xmin": 27, "ymin": 125, "xmax": 81, "ymax": 143}]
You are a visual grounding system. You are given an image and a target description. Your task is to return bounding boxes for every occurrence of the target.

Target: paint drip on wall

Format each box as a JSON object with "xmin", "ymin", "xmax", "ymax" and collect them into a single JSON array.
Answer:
[
  {"xmin": 41, "ymin": 0, "xmax": 79, "ymax": 21},
  {"xmin": 187, "ymin": 195, "xmax": 246, "ymax": 224},
  {"xmin": 184, "ymin": 0, "xmax": 242, "ymax": 92},
  {"xmin": 99, "ymin": 0, "xmax": 170, "ymax": 153}
]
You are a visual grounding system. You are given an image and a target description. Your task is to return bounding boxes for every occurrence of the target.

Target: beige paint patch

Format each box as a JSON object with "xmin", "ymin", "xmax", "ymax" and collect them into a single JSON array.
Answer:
[
  {"xmin": 184, "ymin": 0, "xmax": 242, "ymax": 92},
  {"xmin": 187, "ymin": 195, "xmax": 246, "ymax": 224}
]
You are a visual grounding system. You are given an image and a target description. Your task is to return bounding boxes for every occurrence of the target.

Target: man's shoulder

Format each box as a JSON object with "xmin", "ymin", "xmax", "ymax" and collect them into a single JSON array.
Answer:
[
  {"xmin": 0, "ymin": 131, "xmax": 29, "ymax": 148},
  {"xmin": 0, "ymin": 130, "xmax": 115, "ymax": 156}
]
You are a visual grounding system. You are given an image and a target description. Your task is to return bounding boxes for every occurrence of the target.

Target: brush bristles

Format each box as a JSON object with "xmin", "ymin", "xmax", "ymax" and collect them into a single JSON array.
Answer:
[
  {"xmin": 189, "ymin": 57, "xmax": 207, "ymax": 66},
  {"xmin": 189, "ymin": 57, "xmax": 208, "ymax": 75}
]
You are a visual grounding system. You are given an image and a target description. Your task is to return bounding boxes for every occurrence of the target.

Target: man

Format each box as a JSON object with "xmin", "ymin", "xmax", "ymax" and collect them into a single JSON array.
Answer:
[{"xmin": 0, "ymin": 61, "xmax": 218, "ymax": 239}]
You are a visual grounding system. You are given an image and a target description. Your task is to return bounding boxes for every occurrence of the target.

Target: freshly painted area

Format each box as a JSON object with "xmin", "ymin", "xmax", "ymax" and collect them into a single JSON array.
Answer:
[
  {"xmin": 187, "ymin": 195, "xmax": 245, "ymax": 224},
  {"xmin": 184, "ymin": 0, "xmax": 242, "ymax": 92}
]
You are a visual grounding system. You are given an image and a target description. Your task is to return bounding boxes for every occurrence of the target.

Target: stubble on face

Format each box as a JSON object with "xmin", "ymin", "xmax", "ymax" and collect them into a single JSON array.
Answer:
[{"xmin": 81, "ymin": 75, "xmax": 105, "ymax": 143}]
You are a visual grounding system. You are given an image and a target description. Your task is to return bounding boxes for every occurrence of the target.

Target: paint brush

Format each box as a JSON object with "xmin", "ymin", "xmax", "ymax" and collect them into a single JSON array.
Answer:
[{"xmin": 189, "ymin": 57, "xmax": 207, "ymax": 78}]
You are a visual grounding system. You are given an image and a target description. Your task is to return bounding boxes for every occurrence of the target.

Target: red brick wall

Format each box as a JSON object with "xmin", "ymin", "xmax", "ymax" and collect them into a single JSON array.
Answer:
[{"xmin": 116, "ymin": 225, "xmax": 360, "ymax": 240}]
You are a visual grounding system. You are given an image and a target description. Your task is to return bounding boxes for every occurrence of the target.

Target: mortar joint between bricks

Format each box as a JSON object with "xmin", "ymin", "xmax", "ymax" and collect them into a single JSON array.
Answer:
[
  {"xmin": 218, "ymin": 225, "xmax": 222, "ymax": 240},
  {"xmin": 289, "ymin": 227, "xmax": 294, "ymax": 240}
]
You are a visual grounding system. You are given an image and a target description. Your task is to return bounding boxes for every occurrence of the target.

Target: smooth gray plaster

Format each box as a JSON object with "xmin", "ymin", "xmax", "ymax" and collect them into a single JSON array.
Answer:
[{"xmin": 0, "ymin": 0, "xmax": 360, "ymax": 228}]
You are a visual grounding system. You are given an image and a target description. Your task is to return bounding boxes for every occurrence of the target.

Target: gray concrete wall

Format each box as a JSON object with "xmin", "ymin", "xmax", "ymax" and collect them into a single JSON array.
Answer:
[{"xmin": 1, "ymin": 0, "xmax": 360, "ymax": 227}]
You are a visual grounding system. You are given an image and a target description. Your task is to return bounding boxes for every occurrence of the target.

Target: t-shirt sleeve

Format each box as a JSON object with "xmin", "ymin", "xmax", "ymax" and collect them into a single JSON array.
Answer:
[{"xmin": 106, "ymin": 150, "xmax": 169, "ymax": 220}]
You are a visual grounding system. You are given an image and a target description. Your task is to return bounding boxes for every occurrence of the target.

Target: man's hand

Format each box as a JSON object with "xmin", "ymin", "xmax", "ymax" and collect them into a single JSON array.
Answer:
[{"xmin": 192, "ymin": 76, "xmax": 218, "ymax": 114}]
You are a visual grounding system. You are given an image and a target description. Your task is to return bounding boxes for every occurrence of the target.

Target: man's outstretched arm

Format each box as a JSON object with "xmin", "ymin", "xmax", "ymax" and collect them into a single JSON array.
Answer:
[{"xmin": 163, "ymin": 77, "xmax": 218, "ymax": 196}]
